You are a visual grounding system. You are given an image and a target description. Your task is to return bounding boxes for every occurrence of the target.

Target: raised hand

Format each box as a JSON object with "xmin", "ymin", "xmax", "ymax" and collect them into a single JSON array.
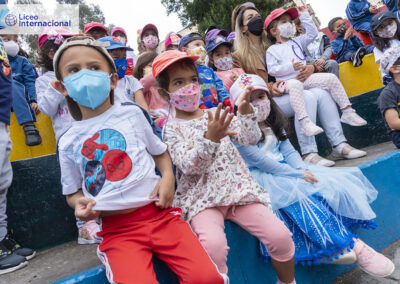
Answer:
[
  {"xmin": 297, "ymin": 6, "xmax": 308, "ymax": 15},
  {"xmin": 237, "ymin": 86, "xmax": 254, "ymax": 115},
  {"xmin": 75, "ymin": 197, "xmax": 101, "ymax": 221},
  {"xmin": 204, "ymin": 103, "xmax": 236, "ymax": 143}
]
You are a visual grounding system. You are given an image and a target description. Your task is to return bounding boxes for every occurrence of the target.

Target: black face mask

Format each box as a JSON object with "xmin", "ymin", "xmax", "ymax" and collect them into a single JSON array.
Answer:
[
  {"xmin": 337, "ymin": 24, "xmax": 347, "ymax": 36},
  {"xmin": 247, "ymin": 16, "xmax": 264, "ymax": 36}
]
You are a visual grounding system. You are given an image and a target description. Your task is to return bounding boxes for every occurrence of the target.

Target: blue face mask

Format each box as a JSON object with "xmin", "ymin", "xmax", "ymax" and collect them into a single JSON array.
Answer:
[
  {"xmin": 114, "ymin": 58, "xmax": 127, "ymax": 79},
  {"xmin": 63, "ymin": 69, "xmax": 111, "ymax": 110}
]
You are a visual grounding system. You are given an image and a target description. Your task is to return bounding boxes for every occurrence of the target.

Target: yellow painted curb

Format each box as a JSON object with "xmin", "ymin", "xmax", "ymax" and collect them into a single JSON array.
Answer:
[{"xmin": 9, "ymin": 112, "xmax": 56, "ymax": 162}]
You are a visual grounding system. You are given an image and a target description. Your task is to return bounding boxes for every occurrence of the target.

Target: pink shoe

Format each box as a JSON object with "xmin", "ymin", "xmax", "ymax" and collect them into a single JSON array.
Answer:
[
  {"xmin": 354, "ymin": 240, "xmax": 395, "ymax": 278},
  {"xmin": 78, "ymin": 220, "xmax": 101, "ymax": 245}
]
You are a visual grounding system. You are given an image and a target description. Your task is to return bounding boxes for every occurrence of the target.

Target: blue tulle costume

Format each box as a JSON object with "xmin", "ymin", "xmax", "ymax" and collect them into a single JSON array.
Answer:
[{"xmin": 236, "ymin": 127, "xmax": 378, "ymax": 265}]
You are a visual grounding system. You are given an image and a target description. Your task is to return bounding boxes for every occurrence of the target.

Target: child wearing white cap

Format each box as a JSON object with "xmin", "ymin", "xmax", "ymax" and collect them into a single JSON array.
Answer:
[{"xmin": 233, "ymin": 74, "xmax": 394, "ymax": 278}]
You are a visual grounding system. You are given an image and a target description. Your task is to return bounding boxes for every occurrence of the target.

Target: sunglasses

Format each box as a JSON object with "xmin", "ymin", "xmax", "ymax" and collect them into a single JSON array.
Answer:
[{"xmin": 235, "ymin": 2, "xmax": 256, "ymax": 19}]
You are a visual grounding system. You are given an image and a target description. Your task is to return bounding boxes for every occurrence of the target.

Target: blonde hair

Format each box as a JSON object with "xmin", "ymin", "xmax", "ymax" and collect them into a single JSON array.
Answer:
[{"xmin": 233, "ymin": 6, "xmax": 272, "ymax": 74}]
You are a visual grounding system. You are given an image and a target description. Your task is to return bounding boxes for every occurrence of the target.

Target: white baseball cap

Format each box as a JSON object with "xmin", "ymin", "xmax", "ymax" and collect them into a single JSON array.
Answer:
[{"xmin": 229, "ymin": 73, "xmax": 269, "ymax": 106}]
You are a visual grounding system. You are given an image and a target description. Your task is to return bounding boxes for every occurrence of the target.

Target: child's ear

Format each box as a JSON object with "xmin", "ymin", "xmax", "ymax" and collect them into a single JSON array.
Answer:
[
  {"xmin": 157, "ymin": 88, "xmax": 170, "ymax": 102},
  {"xmin": 181, "ymin": 46, "xmax": 187, "ymax": 53},
  {"xmin": 52, "ymin": 79, "xmax": 68, "ymax": 97},
  {"xmin": 389, "ymin": 65, "xmax": 399, "ymax": 74},
  {"xmin": 110, "ymin": 73, "xmax": 119, "ymax": 90}
]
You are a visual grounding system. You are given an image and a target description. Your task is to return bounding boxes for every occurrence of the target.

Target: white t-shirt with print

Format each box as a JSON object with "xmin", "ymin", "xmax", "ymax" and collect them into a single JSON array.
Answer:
[
  {"xmin": 58, "ymin": 103, "xmax": 166, "ymax": 211},
  {"xmin": 114, "ymin": 75, "xmax": 143, "ymax": 103}
]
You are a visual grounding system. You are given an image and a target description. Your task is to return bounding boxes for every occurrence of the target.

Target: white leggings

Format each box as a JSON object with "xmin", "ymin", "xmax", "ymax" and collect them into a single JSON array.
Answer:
[{"xmin": 285, "ymin": 73, "xmax": 351, "ymax": 120}]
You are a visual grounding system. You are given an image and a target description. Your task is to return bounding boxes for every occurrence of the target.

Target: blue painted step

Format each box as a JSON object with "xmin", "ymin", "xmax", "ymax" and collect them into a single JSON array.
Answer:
[{"xmin": 53, "ymin": 151, "xmax": 400, "ymax": 284}]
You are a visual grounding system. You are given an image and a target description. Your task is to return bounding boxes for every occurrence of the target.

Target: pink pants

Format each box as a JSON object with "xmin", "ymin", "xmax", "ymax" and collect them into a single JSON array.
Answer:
[{"xmin": 190, "ymin": 203, "xmax": 295, "ymax": 274}]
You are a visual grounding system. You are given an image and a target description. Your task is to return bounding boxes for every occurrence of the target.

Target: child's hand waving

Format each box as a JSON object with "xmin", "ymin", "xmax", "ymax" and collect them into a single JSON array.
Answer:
[
  {"xmin": 205, "ymin": 104, "xmax": 236, "ymax": 143},
  {"xmin": 237, "ymin": 86, "xmax": 254, "ymax": 115},
  {"xmin": 75, "ymin": 197, "xmax": 101, "ymax": 221},
  {"xmin": 297, "ymin": 6, "xmax": 308, "ymax": 15},
  {"xmin": 150, "ymin": 173, "xmax": 175, "ymax": 209}
]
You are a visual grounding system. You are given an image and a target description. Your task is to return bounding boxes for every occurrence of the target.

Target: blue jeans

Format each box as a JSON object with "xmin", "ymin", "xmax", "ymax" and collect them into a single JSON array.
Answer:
[
  {"xmin": 12, "ymin": 80, "xmax": 35, "ymax": 125},
  {"xmin": 273, "ymin": 88, "xmax": 347, "ymax": 155},
  {"xmin": 338, "ymin": 45, "xmax": 375, "ymax": 63}
]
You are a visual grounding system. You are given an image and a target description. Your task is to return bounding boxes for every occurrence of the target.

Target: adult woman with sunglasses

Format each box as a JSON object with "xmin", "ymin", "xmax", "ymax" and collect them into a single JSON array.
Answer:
[{"xmin": 232, "ymin": 2, "xmax": 367, "ymax": 167}]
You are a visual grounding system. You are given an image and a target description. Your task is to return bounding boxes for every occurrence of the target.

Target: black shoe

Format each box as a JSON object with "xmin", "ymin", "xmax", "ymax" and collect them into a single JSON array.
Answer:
[
  {"xmin": 1, "ymin": 234, "xmax": 36, "ymax": 260},
  {"xmin": 23, "ymin": 123, "xmax": 42, "ymax": 146},
  {"xmin": 0, "ymin": 241, "xmax": 27, "ymax": 275},
  {"xmin": 351, "ymin": 47, "xmax": 366, "ymax": 67}
]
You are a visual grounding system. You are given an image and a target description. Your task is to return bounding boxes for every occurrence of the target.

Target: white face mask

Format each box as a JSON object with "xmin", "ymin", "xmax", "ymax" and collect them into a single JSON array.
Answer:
[
  {"xmin": 117, "ymin": 36, "xmax": 127, "ymax": 45},
  {"xmin": 377, "ymin": 22, "xmax": 398, "ymax": 39},
  {"xmin": 4, "ymin": 40, "xmax": 19, "ymax": 57},
  {"xmin": 278, "ymin": 22, "xmax": 295, "ymax": 39}
]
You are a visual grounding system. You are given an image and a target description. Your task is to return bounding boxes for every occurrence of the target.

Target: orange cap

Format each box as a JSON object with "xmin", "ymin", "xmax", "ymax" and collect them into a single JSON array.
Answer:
[{"xmin": 152, "ymin": 50, "xmax": 199, "ymax": 78}]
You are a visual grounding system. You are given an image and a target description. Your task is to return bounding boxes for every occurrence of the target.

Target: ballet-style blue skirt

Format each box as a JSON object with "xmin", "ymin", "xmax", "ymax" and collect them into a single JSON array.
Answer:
[{"xmin": 250, "ymin": 164, "xmax": 378, "ymax": 265}]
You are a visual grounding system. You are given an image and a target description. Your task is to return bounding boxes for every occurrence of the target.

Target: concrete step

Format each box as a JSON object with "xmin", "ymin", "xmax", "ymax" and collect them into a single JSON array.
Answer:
[
  {"xmin": 329, "ymin": 141, "xmax": 397, "ymax": 167},
  {"xmin": 0, "ymin": 242, "xmax": 100, "ymax": 284}
]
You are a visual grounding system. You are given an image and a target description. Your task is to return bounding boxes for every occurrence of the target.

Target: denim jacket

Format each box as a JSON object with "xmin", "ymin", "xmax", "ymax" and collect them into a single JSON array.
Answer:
[
  {"xmin": 346, "ymin": 0, "xmax": 372, "ymax": 29},
  {"xmin": 331, "ymin": 35, "xmax": 364, "ymax": 62},
  {"xmin": 9, "ymin": 55, "xmax": 38, "ymax": 103}
]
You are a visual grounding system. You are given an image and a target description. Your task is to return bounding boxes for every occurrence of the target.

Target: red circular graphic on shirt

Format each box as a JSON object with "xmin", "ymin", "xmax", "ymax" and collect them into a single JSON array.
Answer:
[{"xmin": 101, "ymin": 149, "xmax": 132, "ymax": 181}]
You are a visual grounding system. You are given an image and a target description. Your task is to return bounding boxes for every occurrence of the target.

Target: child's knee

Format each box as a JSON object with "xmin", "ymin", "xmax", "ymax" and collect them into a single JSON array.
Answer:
[
  {"xmin": 199, "ymin": 234, "xmax": 229, "ymax": 265},
  {"xmin": 266, "ymin": 225, "xmax": 295, "ymax": 261}
]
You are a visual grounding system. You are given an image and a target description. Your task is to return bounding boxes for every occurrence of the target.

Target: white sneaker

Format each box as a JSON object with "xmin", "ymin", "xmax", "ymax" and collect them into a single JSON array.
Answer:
[
  {"xmin": 303, "ymin": 153, "xmax": 335, "ymax": 167},
  {"xmin": 300, "ymin": 118, "xmax": 324, "ymax": 137},
  {"xmin": 332, "ymin": 143, "xmax": 367, "ymax": 160},
  {"xmin": 328, "ymin": 250, "xmax": 357, "ymax": 265},
  {"xmin": 354, "ymin": 240, "xmax": 395, "ymax": 278},
  {"xmin": 341, "ymin": 109, "xmax": 367, "ymax": 126}
]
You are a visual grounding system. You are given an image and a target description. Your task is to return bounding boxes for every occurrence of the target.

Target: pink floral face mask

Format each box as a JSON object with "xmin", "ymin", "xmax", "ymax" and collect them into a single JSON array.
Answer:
[
  {"xmin": 169, "ymin": 83, "xmax": 201, "ymax": 112},
  {"xmin": 252, "ymin": 99, "xmax": 271, "ymax": 122},
  {"xmin": 143, "ymin": 35, "xmax": 159, "ymax": 49},
  {"xmin": 214, "ymin": 57, "xmax": 233, "ymax": 71}
]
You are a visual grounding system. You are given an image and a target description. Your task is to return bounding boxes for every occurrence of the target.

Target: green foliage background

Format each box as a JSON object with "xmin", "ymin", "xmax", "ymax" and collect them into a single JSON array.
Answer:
[{"xmin": 161, "ymin": 0, "xmax": 285, "ymax": 33}]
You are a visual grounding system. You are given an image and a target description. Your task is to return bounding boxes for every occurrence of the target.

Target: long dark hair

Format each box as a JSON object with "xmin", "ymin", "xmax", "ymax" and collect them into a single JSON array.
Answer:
[
  {"xmin": 37, "ymin": 40, "xmax": 60, "ymax": 71},
  {"xmin": 262, "ymin": 92, "xmax": 289, "ymax": 141},
  {"xmin": 372, "ymin": 19, "xmax": 400, "ymax": 51}
]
